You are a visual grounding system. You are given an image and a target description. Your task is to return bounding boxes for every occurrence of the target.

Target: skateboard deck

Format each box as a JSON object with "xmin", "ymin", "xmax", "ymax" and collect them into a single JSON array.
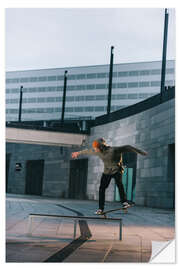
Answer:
[{"xmin": 99, "ymin": 207, "xmax": 128, "ymax": 218}]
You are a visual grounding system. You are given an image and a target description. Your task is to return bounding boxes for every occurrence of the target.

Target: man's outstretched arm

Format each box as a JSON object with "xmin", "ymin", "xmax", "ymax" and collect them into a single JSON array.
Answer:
[
  {"xmin": 115, "ymin": 145, "xmax": 148, "ymax": 156},
  {"xmin": 71, "ymin": 149, "xmax": 97, "ymax": 159}
]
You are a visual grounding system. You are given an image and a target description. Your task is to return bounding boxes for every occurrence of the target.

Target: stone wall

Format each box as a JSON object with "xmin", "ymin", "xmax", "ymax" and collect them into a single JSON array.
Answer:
[
  {"xmin": 84, "ymin": 98, "xmax": 175, "ymax": 208},
  {"xmin": 6, "ymin": 143, "xmax": 73, "ymax": 198}
]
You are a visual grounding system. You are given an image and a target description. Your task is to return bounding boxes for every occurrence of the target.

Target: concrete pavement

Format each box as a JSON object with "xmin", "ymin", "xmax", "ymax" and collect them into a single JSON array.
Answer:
[{"xmin": 6, "ymin": 194, "xmax": 175, "ymax": 263}]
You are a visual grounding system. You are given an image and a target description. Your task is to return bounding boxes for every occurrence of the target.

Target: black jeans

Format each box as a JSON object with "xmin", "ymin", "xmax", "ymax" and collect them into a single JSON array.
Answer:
[{"xmin": 99, "ymin": 171, "xmax": 127, "ymax": 211}]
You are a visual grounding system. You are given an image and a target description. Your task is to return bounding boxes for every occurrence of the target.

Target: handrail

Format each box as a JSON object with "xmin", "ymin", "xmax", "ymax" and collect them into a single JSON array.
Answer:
[{"xmin": 27, "ymin": 213, "xmax": 123, "ymax": 240}]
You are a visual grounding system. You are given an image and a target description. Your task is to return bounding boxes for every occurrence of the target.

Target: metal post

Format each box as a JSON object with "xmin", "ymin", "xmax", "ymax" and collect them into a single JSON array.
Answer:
[
  {"xmin": 73, "ymin": 219, "xmax": 77, "ymax": 239},
  {"xmin": 160, "ymin": 9, "xmax": 169, "ymax": 101},
  {"xmin": 119, "ymin": 219, "xmax": 122, "ymax": 240},
  {"xmin": 27, "ymin": 216, "xmax": 33, "ymax": 236},
  {"xmin": 107, "ymin": 46, "xmax": 114, "ymax": 114},
  {"xmin": 61, "ymin": 70, "xmax": 68, "ymax": 123},
  {"xmin": 18, "ymin": 85, "xmax": 23, "ymax": 122}
]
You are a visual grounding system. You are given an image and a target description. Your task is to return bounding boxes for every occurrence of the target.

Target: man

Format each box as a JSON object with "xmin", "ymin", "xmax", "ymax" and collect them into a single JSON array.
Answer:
[{"xmin": 71, "ymin": 138, "xmax": 147, "ymax": 215}]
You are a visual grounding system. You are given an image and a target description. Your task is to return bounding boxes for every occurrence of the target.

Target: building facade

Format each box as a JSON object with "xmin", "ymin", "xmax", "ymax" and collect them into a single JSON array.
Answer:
[
  {"xmin": 6, "ymin": 60, "xmax": 175, "ymax": 121},
  {"xmin": 6, "ymin": 88, "xmax": 175, "ymax": 209}
]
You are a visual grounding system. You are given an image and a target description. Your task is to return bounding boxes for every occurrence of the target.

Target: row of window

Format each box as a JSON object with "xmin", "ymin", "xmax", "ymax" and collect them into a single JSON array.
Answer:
[
  {"xmin": 6, "ymin": 92, "xmax": 156, "ymax": 104},
  {"xmin": 6, "ymin": 80, "xmax": 174, "ymax": 94},
  {"xmin": 6, "ymin": 105, "xmax": 124, "ymax": 114},
  {"xmin": 6, "ymin": 68, "xmax": 175, "ymax": 84}
]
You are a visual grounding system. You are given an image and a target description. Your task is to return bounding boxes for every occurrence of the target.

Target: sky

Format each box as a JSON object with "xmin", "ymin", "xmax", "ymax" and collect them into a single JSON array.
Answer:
[{"xmin": 5, "ymin": 8, "xmax": 176, "ymax": 72}]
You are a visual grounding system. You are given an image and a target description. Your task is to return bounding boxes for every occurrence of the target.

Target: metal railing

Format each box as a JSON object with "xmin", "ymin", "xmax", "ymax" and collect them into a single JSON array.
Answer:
[{"xmin": 27, "ymin": 213, "xmax": 123, "ymax": 240}]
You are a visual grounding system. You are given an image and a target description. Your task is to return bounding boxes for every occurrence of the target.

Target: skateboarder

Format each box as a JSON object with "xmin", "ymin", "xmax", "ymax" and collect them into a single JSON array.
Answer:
[{"xmin": 71, "ymin": 138, "xmax": 147, "ymax": 215}]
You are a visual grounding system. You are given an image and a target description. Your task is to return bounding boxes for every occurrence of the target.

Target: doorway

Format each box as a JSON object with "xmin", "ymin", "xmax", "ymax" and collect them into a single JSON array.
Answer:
[
  {"xmin": 25, "ymin": 159, "xmax": 44, "ymax": 195},
  {"xmin": 115, "ymin": 152, "xmax": 137, "ymax": 202},
  {"xmin": 6, "ymin": 153, "xmax": 11, "ymax": 193},
  {"xmin": 68, "ymin": 159, "xmax": 88, "ymax": 199}
]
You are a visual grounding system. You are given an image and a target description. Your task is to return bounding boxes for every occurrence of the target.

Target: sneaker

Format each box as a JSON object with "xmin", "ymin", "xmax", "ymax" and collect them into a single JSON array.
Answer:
[
  {"xmin": 95, "ymin": 209, "xmax": 104, "ymax": 215},
  {"xmin": 122, "ymin": 202, "xmax": 131, "ymax": 209}
]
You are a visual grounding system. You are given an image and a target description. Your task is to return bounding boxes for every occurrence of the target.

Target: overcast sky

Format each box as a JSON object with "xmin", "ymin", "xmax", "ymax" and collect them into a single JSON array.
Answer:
[{"xmin": 5, "ymin": 8, "xmax": 175, "ymax": 71}]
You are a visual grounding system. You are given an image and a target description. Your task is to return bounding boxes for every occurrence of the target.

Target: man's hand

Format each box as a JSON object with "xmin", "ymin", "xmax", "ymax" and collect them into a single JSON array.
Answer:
[{"xmin": 71, "ymin": 152, "xmax": 79, "ymax": 159}]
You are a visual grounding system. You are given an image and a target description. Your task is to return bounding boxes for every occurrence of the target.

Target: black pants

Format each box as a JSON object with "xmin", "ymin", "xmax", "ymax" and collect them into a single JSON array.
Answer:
[{"xmin": 99, "ymin": 171, "xmax": 127, "ymax": 211}]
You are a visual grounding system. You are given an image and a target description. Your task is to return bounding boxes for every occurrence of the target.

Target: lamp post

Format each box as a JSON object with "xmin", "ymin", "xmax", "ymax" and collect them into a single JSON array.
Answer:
[
  {"xmin": 107, "ymin": 46, "xmax": 114, "ymax": 114},
  {"xmin": 61, "ymin": 70, "xmax": 68, "ymax": 123},
  {"xmin": 160, "ymin": 8, "xmax": 169, "ymax": 101},
  {"xmin": 18, "ymin": 85, "xmax": 23, "ymax": 122}
]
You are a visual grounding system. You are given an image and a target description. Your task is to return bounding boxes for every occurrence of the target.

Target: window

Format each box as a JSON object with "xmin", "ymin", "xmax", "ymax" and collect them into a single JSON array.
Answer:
[
  {"xmin": 97, "ymin": 73, "xmax": 107, "ymax": 78},
  {"xmin": 67, "ymin": 85, "xmax": 76, "ymax": 91},
  {"xmin": 48, "ymin": 76, "xmax": 56, "ymax": 81},
  {"xmin": 165, "ymin": 80, "xmax": 174, "ymax": 86},
  {"xmin": 151, "ymin": 81, "xmax": 160, "ymax": 87},
  {"xmin": 151, "ymin": 69, "xmax": 160, "ymax": 75},
  {"xmin": 139, "ymin": 93, "xmax": 148, "ymax": 98},
  {"xmin": 77, "ymin": 74, "xmax": 86, "ymax": 80},
  {"xmin": 30, "ymin": 77, "xmax": 37, "ymax": 82},
  {"xmin": 96, "ymin": 95, "xmax": 106, "ymax": 100},
  {"xmin": 75, "ymin": 107, "xmax": 84, "ymax": 112},
  {"xmin": 96, "ymin": 84, "xmax": 106, "ymax": 89},
  {"xmin": 139, "ymin": 70, "xmax": 150, "ymax": 76},
  {"xmin": 75, "ymin": 96, "xmax": 84, "ymax": 101},
  {"xmin": 129, "ymin": 71, "xmax": 139, "ymax": 76},
  {"xmin": 128, "ymin": 93, "xmax": 138, "ymax": 99},
  {"xmin": 118, "ymin": 71, "xmax": 128, "ymax": 77},
  {"xmin": 47, "ymin": 86, "xmax": 55, "ymax": 91},
  {"xmin": 37, "ymin": 97, "xmax": 45, "ymax": 103},
  {"xmin": 65, "ymin": 107, "xmax": 73, "ymax": 112},
  {"xmin": 112, "ymin": 83, "xmax": 117, "ymax": 89},
  {"xmin": 76, "ymin": 85, "xmax": 85, "ymax": 90},
  {"xmin": 85, "ymin": 107, "xmax": 94, "ymax": 112},
  {"xmin": 87, "ymin": 73, "xmax": 97, "ymax": 79},
  {"xmin": 128, "ymin": 82, "xmax": 138, "ymax": 88},
  {"xmin": 28, "ymin": 98, "xmax": 37, "ymax": 103},
  {"xmin": 57, "ymin": 86, "xmax": 63, "ymax": 91},
  {"xmin": 38, "ymin": 76, "xmax": 47, "ymax": 81},
  {"xmin": 113, "ymin": 72, "xmax": 117, "ymax": 77},
  {"xmin": 117, "ymin": 83, "xmax": 127, "ymax": 88},
  {"xmin": 86, "ymin": 84, "xmax": 95, "ymax": 90},
  {"xmin": 11, "ymin": 78, "xmax": 19, "ymax": 83},
  {"xmin": 11, "ymin": 88, "xmax": 19, "ymax": 93},
  {"xmin": 66, "ymin": 96, "xmax": 74, "ymax": 101},
  {"xmin": 166, "ymin": 68, "xmax": 175, "ymax": 74},
  {"xmin": 20, "ymin": 77, "xmax": 29, "ymax": 83},
  {"xmin": 94, "ymin": 106, "xmax": 104, "ymax": 112},
  {"xmin": 68, "ymin": 74, "xmax": 76, "ymax": 80},
  {"xmin": 116, "ymin": 94, "xmax": 127, "ymax": 99},
  {"xmin": 85, "ymin": 96, "xmax": 95, "ymax": 101},
  {"xmin": 57, "ymin": 75, "xmax": 64, "ymax": 81},
  {"xmin": 139, "ymin": 81, "xmax": 150, "ymax": 87}
]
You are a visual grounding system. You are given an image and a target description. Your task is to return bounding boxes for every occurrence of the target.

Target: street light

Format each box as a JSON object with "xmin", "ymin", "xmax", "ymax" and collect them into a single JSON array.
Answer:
[
  {"xmin": 107, "ymin": 46, "xmax": 114, "ymax": 114},
  {"xmin": 61, "ymin": 70, "xmax": 68, "ymax": 123},
  {"xmin": 18, "ymin": 85, "xmax": 23, "ymax": 122}
]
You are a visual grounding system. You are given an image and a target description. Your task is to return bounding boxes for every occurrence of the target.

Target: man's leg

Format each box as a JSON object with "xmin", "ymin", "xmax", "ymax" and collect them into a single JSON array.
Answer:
[
  {"xmin": 99, "ymin": 173, "xmax": 112, "ymax": 211},
  {"xmin": 114, "ymin": 172, "xmax": 127, "ymax": 203}
]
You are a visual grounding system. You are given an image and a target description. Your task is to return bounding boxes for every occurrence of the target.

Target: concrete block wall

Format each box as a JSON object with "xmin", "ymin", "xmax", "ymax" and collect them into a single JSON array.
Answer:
[
  {"xmin": 84, "ymin": 99, "xmax": 175, "ymax": 208},
  {"xmin": 6, "ymin": 143, "xmax": 72, "ymax": 198}
]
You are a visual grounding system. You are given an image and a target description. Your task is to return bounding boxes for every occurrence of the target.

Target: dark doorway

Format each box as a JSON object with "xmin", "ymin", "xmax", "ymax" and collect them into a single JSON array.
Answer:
[
  {"xmin": 6, "ymin": 153, "xmax": 11, "ymax": 193},
  {"xmin": 25, "ymin": 160, "xmax": 44, "ymax": 195},
  {"xmin": 68, "ymin": 159, "xmax": 88, "ymax": 199},
  {"xmin": 168, "ymin": 143, "xmax": 175, "ymax": 208},
  {"xmin": 115, "ymin": 152, "xmax": 137, "ymax": 202}
]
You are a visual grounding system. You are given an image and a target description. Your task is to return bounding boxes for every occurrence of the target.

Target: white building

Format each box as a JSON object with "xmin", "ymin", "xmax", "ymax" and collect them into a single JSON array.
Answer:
[{"xmin": 6, "ymin": 60, "xmax": 175, "ymax": 121}]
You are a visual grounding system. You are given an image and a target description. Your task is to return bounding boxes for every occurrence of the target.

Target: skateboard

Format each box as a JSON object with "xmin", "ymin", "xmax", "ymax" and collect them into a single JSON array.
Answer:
[{"xmin": 99, "ymin": 207, "xmax": 128, "ymax": 218}]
